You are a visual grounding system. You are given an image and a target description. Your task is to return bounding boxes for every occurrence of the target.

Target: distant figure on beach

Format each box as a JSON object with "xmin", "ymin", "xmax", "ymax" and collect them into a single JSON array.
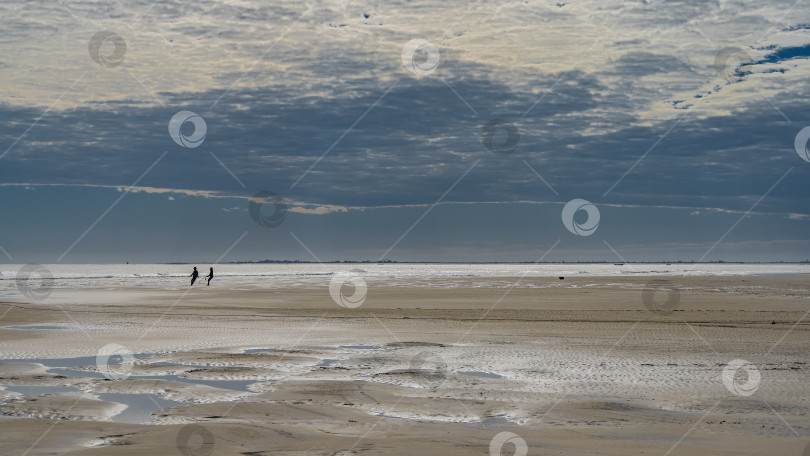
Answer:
[
  {"xmin": 206, "ymin": 267, "xmax": 214, "ymax": 286},
  {"xmin": 190, "ymin": 267, "xmax": 199, "ymax": 286}
]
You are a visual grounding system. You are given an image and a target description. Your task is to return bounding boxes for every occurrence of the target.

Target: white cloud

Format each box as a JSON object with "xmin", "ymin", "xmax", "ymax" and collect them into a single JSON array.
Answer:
[{"xmin": 2, "ymin": 0, "xmax": 807, "ymax": 122}]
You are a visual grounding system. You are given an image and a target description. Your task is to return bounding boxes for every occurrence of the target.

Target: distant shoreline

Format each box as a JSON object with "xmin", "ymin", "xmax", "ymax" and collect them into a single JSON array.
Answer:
[{"xmin": 156, "ymin": 260, "xmax": 810, "ymax": 265}]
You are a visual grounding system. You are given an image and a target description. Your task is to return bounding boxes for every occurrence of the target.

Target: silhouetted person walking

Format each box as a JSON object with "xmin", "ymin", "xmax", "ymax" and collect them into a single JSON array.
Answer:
[
  {"xmin": 206, "ymin": 267, "xmax": 214, "ymax": 286},
  {"xmin": 190, "ymin": 267, "xmax": 199, "ymax": 286}
]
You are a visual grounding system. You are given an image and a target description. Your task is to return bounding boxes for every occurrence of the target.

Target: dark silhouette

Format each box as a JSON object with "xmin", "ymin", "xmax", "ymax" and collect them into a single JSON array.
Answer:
[
  {"xmin": 206, "ymin": 267, "xmax": 214, "ymax": 286},
  {"xmin": 190, "ymin": 267, "xmax": 199, "ymax": 286}
]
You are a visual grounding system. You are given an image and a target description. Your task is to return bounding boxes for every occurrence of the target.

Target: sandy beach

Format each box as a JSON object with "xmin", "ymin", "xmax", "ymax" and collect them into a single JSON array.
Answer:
[{"xmin": 0, "ymin": 274, "xmax": 808, "ymax": 455}]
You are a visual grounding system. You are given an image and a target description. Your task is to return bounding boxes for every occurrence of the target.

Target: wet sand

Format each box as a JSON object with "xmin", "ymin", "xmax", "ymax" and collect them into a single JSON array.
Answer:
[{"xmin": 0, "ymin": 275, "xmax": 808, "ymax": 455}]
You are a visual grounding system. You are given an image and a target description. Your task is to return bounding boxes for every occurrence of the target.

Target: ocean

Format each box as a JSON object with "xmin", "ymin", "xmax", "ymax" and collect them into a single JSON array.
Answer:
[{"xmin": 1, "ymin": 263, "xmax": 808, "ymax": 296}]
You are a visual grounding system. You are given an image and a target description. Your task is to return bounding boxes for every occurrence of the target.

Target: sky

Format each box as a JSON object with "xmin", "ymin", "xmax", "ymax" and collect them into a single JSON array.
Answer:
[{"xmin": 1, "ymin": 0, "xmax": 809, "ymax": 263}]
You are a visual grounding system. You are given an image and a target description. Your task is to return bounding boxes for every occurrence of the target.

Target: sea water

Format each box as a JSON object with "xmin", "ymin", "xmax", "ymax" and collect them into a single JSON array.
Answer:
[{"xmin": 0, "ymin": 263, "xmax": 807, "ymax": 296}]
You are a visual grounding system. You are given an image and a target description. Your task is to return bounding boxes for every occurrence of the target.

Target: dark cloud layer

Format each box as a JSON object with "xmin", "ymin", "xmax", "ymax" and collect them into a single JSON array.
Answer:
[{"xmin": 0, "ymin": 63, "xmax": 806, "ymax": 217}]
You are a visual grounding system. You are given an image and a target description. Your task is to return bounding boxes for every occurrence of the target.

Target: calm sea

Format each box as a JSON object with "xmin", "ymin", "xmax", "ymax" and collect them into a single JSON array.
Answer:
[{"xmin": 1, "ymin": 263, "xmax": 807, "ymax": 295}]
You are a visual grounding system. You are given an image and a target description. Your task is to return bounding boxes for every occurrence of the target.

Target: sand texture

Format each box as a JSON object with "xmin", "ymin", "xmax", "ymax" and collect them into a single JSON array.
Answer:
[{"xmin": 0, "ymin": 275, "xmax": 808, "ymax": 455}]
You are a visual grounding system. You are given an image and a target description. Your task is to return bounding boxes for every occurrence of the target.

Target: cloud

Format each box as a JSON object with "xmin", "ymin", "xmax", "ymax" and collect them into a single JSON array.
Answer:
[
  {"xmin": 288, "ymin": 205, "xmax": 349, "ymax": 214},
  {"xmin": 1, "ymin": 0, "xmax": 809, "ymax": 261},
  {"xmin": 0, "ymin": 70, "xmax": 807, "ymax": 218}
]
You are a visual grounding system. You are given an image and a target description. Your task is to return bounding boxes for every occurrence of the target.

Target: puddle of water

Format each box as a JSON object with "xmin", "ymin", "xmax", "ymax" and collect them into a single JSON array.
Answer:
[
  {"xmin": 5, "ymin": 325, "xmax": 71, "ymax": 331},
  {"xmin": 0, "ymin": 355, "xmax": 262, "ymax": 424},
  {"xmin": 3, "ymin": 386, "xmax": 184, "ymax": 424},
  {"xmin": 2, "ymin": 354, "xmax": 153, "ymax": 369},
  {"xmin": 162, "ymin": 376, "xmax": 257, "ymax": 392},
  {"xmin": 340, "ymin": 345, "xmax": 378, "ymax": 350},
  {"xmin": 40, "ymin": 356, "xmax": 103, "ymax": 368},
  {"xmin": 481, "ymin": 417, "xmax": 517, "ymax": 425},
  {"xmin": 96, "ymin": 393, "xmax": 183, "ymax": 424},
  {"xmin": 317, "ymin": 359, "xmax": 339, "ymax": 367},
  {"xmin": 4, "ymin": 356, "xmax": 256, "ymax": 395},
  {"xmin": 458, "ymin": 371, "xmax": 503, "ymax": 379},
  {"xmin": 0, "ymin": 356, "xmax": 241, "ymax": 424}
]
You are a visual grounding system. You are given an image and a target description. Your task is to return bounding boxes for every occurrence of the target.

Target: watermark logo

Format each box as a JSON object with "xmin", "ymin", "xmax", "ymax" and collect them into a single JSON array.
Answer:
[
  {"xmin": 482, "ymin": 119, "xmax": 520, "ymax": 155},
  {"xmin": 96, "ymin": 343, "xmax": 135, "ymax": 380},
  {"xmin": 176, "ymin": 424, "xmax": 215, "ymax": 456},
  {"xmin": 561, "ymin": 199, "xmax": 600, "ymax": 236},
  {"xmin": 794, "ymin": 127, "xmax": 810, "ymax": 163},
  {"xmin": 329, "ymin": 271, "xmax": 367, "ymax": 308},
  {"xmin": 714, "ymin": 46, "xmax": 752, "ymax": 82},
  {"xmin": 722, "ymin": 359, "xmax": 760, "ymax": 396},
  {"xmin": 248, "ymin": 191, "xmax": 287, "ymax": 228},
  {"xmin": 15, "ymin": 264, "xmax": 53, "ymax": 301},
  {"xmin": 489, "ymin": 431, "xmax": 528, "ymax": 456},
  {"xmin": 408, "ymin": 351, "xmax": 447, "ymax": 387},
  {"xmin": 401, "ymin": 39, "xmax": 440, "ymax": 76},
  {"xmin": 641, "ymin": 279, "xmax": 680, "ymax": 315},
  {"xmin": 88, "ymin": 31, "xmax": 126, "ymax": 67},
  {"xmin": 168, "ymin": 111, "xmax": 207, "ymax": 148}
]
